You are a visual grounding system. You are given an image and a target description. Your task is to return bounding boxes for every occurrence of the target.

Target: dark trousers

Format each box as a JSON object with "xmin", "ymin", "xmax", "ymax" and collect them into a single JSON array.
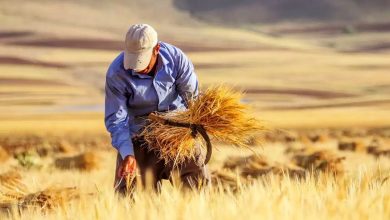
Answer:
[{"xmin": 114, "ymin": 138, "xmax": 210, "ymax": 195}]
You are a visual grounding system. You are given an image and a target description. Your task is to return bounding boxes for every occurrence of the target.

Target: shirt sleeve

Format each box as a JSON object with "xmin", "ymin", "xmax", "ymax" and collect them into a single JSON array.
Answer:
[
  {"xmin": 104, "ymin": 75, "xmax": 134, "ymax": 159},
  {"xmin": 175, "ymin": 49, "xmax": 199, "ymax": 106}
]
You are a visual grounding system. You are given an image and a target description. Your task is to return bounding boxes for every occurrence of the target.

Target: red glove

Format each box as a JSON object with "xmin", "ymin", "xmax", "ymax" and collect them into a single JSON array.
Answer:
[{"xmin": 117, "ymin": 155, "xmax": 137, "ymax": 177}]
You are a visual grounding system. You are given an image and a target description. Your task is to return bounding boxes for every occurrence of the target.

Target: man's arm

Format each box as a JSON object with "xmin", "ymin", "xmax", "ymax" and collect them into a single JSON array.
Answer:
[
  {"xmin": 175, "ymin": 49, "xmax": 199, "ymax": 105},
  {"xmin": 104, "ymin": 75, "xmax": 134, "ymax": 159}
]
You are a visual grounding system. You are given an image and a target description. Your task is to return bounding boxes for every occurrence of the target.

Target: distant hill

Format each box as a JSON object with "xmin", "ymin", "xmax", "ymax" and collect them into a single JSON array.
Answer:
[
  {"xmin": 174, "ymin": 0, "xmax": 390, "ymax": 25},
  {"xmin": 0, "ymin": 0, "xmax": 199, "ymax": 38}
]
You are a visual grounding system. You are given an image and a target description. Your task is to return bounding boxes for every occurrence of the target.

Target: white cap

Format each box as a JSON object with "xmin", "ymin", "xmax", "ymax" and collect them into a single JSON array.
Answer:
[{"xmin": 123, "ymin": 24, "xmax": 158, "ymax": 71}]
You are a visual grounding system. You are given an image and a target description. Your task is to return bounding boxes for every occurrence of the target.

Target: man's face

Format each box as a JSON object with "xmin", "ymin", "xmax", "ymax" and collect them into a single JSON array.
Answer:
[{"xmin": 136, "ymin": 43, "xmax": 160, "ymax": 74}]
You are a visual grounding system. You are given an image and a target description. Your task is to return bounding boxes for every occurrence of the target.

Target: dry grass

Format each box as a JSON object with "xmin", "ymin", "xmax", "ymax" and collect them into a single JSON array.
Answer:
[
  {"xmin": 0, "ymin": 128, "xmax": 389, "ymax": 219},
  {"xmin": 1, "ymin": 167, "xmax": 389, "ymax": 220},
  {"xmin": 0, "ymin": 0, "xmax": 389, "ymax": 218},
  {"xmin": 141, "ymin": 85, "xmax": 264, "ymax": 164}
]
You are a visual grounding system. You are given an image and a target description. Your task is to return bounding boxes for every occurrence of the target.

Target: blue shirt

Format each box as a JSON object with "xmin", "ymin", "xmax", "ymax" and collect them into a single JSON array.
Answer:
[{"xmin": 104, "ymin": 42, "xmax": 199, "ymax": 159}]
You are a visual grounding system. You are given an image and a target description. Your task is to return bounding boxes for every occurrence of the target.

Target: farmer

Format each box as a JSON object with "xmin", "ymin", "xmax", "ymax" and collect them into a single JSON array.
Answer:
[{"xmin": 104, "ymin": 24, "xmax": 210, "ymax": 194}]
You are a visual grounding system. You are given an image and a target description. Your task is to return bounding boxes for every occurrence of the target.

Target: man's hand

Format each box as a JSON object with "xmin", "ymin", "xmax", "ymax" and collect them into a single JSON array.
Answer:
[{"xmin": 117, "ymin": 155, "xmax": 137, "ymax": 177}]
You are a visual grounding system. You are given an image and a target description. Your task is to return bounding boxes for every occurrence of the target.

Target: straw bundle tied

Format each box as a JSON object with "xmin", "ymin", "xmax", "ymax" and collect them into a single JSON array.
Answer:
[{"xmin": 140, "ymin": 85, "xmax": 264, "ymax": 164}]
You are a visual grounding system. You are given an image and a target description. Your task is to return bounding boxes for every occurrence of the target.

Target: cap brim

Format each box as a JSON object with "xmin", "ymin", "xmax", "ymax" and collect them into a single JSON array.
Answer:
[{"xmin": 123, "ymin": 49, "xmax": 153, "ymax": 71}]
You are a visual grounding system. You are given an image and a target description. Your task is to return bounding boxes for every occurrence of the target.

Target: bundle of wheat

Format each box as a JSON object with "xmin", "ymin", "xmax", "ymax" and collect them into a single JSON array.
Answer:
[
  {"xmin": 222, "ymin": 155, "xmax": 306, "ymax": 179},
  {"xmin": 365, "ymin": 138, "xmax": 390, "ymax": 158},
  {"xmin": 338, "ymin": 140, "xmax": 366, "ymax": 152},
  {"xmin": 19, "ymin": 187, "xmax": 79, "ymax": 210},
  {"xmin": 1, "ymin": 187, "xmax": 80, "ymax": 212},
  {"xmin": 241, "ymin": 162, "xmax": 307, "ymax": 179},
  {"xmin": 0, "ymin": 171, "xmax": 28, "ymax": 211},
  {"xmin": 57, "ymin": 140, "xmax": 77, "ymax": 154},
  {"xmin": 0, "ymin": 170, "xmax": 24, "ymax": 188},
  {"xmin": 54, "ymin": 151, "xmax": 100, "ymax": 171},
  {"xmin": 141, "ymin": 85, "xmax": 264, "ymax": 164},
  {"xmin": 292, "ymin": 150, "xmax": 345, "ymax": 174},
  {"xmin": 368, "ymin": 147, "xmax": 390, "ymax": 158},
  {"xmin": 0, "ymin": 170, "xmax": 28, "ymax": 201},
  {"xmin": 0, "ymin": 146, "xmax": 9, "ymax": 163},
  {"xmin": 223, "ymin": 155, "xmax": 268, "ymax": 170},
  {"xmin": 211, "ymin": 170, "xmax": 245, "ymax": 192}
]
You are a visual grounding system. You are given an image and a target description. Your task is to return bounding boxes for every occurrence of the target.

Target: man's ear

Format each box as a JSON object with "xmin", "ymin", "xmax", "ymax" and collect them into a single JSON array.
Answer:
[{"xmin": 154, "ymin": 43, "xmax": 160, "ymax": 55}]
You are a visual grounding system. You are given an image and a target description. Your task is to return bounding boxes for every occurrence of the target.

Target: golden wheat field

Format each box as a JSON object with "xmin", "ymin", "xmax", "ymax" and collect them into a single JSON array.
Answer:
[
  {"xmin": 0, "ymin": 122, "xmax": 389, "ymax": 219},
  {"xmin": 1, "ymin": 0, "xmax": 390, "ymax": 219}
]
